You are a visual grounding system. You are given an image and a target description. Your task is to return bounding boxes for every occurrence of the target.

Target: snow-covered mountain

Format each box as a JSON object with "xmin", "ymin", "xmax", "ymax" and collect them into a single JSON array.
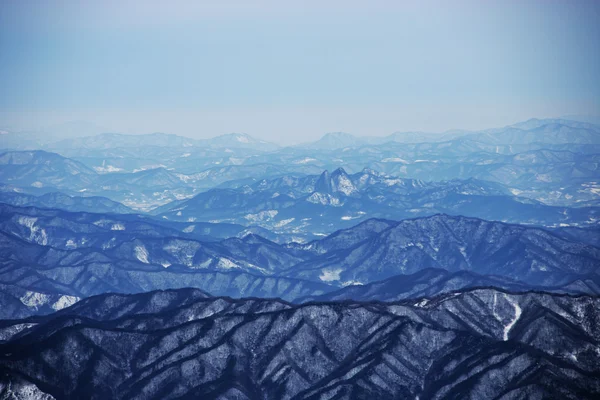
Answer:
[
  {"xmin": 289, "ymin": 214, "xmax": 600, "ymax": 286},
  {"xmin": 1, "ymin": 287, "xmax": 598, "ymax": 399}
]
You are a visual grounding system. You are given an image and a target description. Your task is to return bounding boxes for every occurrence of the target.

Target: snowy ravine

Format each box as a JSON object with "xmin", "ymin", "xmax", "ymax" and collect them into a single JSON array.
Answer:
[
  {"xmin": 503, "ymin": 294, "xmax": 522, "ymax": 341},
  {"xmin": 493, "ymin": 292, "xmax": 523, "ymax": 341}
]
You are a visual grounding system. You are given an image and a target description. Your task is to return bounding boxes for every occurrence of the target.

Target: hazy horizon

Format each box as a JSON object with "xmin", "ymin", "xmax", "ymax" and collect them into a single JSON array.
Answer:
[
  {"xmin": 1, "ymin": 0, "xmax": 599, "ymax": 143},
  {"xmin": 2, "ymin": 113, "xmax": 600, "ymax": 146}
]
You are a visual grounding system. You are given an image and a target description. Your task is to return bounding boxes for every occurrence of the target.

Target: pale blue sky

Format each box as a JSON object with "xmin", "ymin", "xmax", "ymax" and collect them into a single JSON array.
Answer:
[{"xmin": 1, "ymin": 0, "xmax": 599, "ymax": 142}]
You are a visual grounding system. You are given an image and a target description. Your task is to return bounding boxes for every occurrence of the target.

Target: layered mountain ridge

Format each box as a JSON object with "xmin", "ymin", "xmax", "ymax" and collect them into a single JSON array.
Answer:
[
  {"xmin": 1, "ymin": 203, "xmax": 599, "ymax": 320},
  {"xmin": 1, "ymin": 117, "xmax": 600, "ymax": 398}
]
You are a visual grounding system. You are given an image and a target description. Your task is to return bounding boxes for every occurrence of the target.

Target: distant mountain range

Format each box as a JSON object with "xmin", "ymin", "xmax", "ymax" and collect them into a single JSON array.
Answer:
[
  {"xmin": 0, "ymin": 190, "xmax": 134, "ymax": 214},
  {"xmin": 1, "ymin": 287, "xmax": 598, "ymax": 399},
  {"xmin": 298, "ymin": 119, "xmax": 600, "ymax": 147},
  {"xmin": 0, "ymin": 150, "xmax": 97, "ymax": 188},
  {"xmin": 3, "ymin": 118, "xmax": 600, "ymax": 152},
  {"xmin": 4, "ymin": 131, "xmax": 281, "ymax": 152},
  {"xmin": 48, "ymin": 132, "xmax": 199, "ymax": 149},
  {"xmin": 0, "ymin": 150, "xmax": 322, "ymax": 211},
  {"xmin": 156, "ymin": 167, "xmax": 599, "ymax": 238},
  {"xmin": 2, "ymin": 118, "xmax": 599, "ymax": 214},
  {"xmin": 0, "ymin": 151, "xmax": 204, "ymax": 210}
]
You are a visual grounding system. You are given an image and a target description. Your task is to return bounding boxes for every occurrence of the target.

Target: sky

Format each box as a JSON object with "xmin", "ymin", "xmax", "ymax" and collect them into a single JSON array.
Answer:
[{"xmin": 0, "ymin": 0, "xmax": 599, "ymax": 143}]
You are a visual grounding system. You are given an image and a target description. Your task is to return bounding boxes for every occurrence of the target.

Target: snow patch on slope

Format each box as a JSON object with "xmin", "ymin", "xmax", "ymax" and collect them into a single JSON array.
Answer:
[
  {"xmin": 217, "ymin": 258, "xmax": 241, "ymax": 270},
  {"xmin": 333, "ymin": 174, "xmax": 358, "ymax": 195},
  {"xmin": 306, "ymin": 192, "xmax": 342, "ymax": 206},
  {"xmin": 183, "ymin": 225, "xmax": 195, "ymax": 233},
  {"xmin": 320, "ymin": 268, "xmax": 342, "ymax": 282},
  {"xmin": 135, "ymin": 245, "xmax": 150, "ymax": 264},
  {"xmin": 18, "ymin": 216, "xmax": 48, "ymax": 245},
  {"xmin": 52, "ymin": 295, "xmax": 79, "ymax": 311},
  {"xmin": 245, "ymin": 210, "xmax": 278, "ymax": 222},
  {"xmin": 19, "ymin": 292, "xmax": 51, "ymax": 309}
]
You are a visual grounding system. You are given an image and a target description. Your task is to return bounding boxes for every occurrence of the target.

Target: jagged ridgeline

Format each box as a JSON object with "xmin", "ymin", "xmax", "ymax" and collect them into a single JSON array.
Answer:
[{"xmin": 0, "ymin": 288, "xmax": 599, "ymax": 399}]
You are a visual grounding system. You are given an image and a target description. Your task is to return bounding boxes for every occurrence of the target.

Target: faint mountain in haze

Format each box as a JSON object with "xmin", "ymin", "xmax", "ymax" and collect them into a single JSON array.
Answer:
[
  {"xmin": 46, "ymin": 131, "xmax": 280, "ymax": 151},
  {"xmin": 0, "ymin": 190, "xmax": 134, "ymax": 214},
  {"xmin": 294, "ymin": 118, "xmax": 600, "ymax": 149},
  {"xmin": 464, "ymin": 123, "xmax": 600, "ymax": 145},
  {"xmin": 41, "ymin": 120, "xmax": 111, "ymax": 139},
  {"xmin": 199, "ymin": 132, "xmax": 280, "ymax": 151},
  {"xmin": 0, "ymin": 150, "xmax": 97, "ymax": 189},
  {"xmin": 300, "ymin": 131, "xmax": 365, "ymax": 149},
  {"xmin": 48, "ymin": 132, "xmax": 198, "ymax": 149},
  {"xmin": 560, "ymin": 114, "xmax": 600, "ymax": 126},
  {"xmin": 0, "ymin": 121, "xmax": 112, "ymax": 150}
]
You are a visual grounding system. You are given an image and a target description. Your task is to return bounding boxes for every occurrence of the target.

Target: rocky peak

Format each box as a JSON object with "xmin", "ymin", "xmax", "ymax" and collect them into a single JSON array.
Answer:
[{"xmin": 314, "ymin": 170, "xmax": 333, "ymax": 193}]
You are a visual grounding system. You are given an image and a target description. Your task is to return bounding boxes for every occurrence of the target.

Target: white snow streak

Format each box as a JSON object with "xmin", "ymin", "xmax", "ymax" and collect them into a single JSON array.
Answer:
[
  {"xmin": 18, "ymin": 216, "xmax": 48, "ymax": 245},
  {"xmin": 111, "ymin": 223, "xmax": 125, "ymax": 231},
  {"xmin": 52, "ymin": 295, "xmax": 79, "ymax": 311},
  {"xmin": 135, "ymin": 245, "xmax": 150, "ymax": 264},
  {"xmin": 493, "ymin": 293, "xmax": 522, "ymax": 341},
  {"xmin": 503, "ymin": 295, "xmax": 522, "ymax": 341}
]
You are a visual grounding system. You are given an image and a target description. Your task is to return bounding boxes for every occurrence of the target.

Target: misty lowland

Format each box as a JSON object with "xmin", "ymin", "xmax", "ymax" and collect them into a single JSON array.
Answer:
[{"xmin": 1, "ymin": 1, "xmax": 600, "ymax": 399}]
